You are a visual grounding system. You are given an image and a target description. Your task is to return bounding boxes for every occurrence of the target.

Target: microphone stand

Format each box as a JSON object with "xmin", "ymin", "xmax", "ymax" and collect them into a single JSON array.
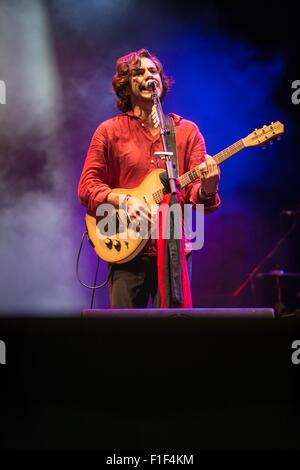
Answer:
[
  {"xmin": 232, "ymin": 217, "xmax": 300, "ymax": 301},
  {"xmin": 150, "ymin": 83, "xmax": 177, "ymax": 194}
]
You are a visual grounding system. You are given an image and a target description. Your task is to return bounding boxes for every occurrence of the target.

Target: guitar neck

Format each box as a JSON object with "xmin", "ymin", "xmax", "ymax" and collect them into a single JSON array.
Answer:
[{"xmin": 153, "ymin": 138, "xmax": 245, "ymax": 203}]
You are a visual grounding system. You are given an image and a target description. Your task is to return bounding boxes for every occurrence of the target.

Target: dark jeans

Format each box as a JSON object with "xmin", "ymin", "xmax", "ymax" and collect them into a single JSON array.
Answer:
[{"xmin": 108, "ymin": 253, "xmax": 192, "ymax": 308}]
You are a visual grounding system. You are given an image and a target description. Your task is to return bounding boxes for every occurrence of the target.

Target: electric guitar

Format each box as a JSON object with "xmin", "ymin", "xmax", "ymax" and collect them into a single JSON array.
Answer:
[{"xmin": 85, "ymin": 121, "xmax": 284, "ymax": 264}]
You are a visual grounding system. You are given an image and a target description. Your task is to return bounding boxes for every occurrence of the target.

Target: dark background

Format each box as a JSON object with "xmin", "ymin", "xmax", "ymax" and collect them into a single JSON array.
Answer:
[{"xmin": 1, "ymin": 317, "xmax": 300, "ymax": 450}]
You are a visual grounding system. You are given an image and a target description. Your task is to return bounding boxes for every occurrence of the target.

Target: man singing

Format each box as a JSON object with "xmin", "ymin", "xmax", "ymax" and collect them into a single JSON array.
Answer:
[{"xmin": 78, "ymin": 48, "xmax": 220, "ymax": 308}]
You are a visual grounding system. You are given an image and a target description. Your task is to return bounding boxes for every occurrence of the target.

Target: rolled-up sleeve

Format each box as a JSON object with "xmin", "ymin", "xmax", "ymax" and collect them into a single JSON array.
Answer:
[
  {"xmin": 78, "ymin": 124, "xmax": 112, "ymax": 213},
  {"xmin": 184, "ymin": 122, "xmax": 220, "ymax": 214}
]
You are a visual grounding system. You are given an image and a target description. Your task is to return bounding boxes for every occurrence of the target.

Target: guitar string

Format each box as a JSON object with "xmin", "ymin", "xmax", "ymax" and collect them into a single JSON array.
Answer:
[
  {"xmin": 152, "ymin": 139, "xmax": 244, "ymax": 204},
  {"xmin": 147, "ymin": 124, "xmax": 282, "ymax": 204}
]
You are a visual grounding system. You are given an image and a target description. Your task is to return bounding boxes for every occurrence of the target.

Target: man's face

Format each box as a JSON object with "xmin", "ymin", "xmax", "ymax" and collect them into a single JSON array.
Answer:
[{"xmin": 128, "ymin": 56, "xmax": 163, "ymax": 105}]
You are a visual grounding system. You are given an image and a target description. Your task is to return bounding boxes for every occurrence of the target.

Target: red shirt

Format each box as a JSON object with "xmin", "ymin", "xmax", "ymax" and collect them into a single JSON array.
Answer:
[
  {"xmin": 79, "ymin": 112, "xmax": 220, "ymax": 207},
  {"xmin": 78, "ymin": 112, "xmax": 220, "ymax": 254}
]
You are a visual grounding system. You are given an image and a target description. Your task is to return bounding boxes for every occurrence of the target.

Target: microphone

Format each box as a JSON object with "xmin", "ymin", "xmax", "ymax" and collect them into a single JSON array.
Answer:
[
  {"xmin": 280, "ymin": 209, "xmax": 300, "ymax": 216},
  {"xmin": 145, "ymin": 80, "xmax": 157, "ymax": 90}
]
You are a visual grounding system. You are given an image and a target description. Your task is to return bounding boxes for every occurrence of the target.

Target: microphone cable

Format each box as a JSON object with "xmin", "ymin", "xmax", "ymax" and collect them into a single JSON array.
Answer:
[{"xmin": 76, "ymin": 230, "xmax": 108, "ymax": 308}]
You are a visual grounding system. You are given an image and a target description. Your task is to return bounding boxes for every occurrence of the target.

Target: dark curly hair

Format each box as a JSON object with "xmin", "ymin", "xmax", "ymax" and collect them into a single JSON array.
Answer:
[{"xmin": 112, "ymin": 48, "xmax": 174, "ymax": 113}]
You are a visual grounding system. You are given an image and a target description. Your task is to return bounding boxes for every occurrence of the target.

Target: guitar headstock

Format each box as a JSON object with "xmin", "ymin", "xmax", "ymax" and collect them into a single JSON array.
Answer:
[{"xmin": 243, "ymin": 121, "xmax": 284, "ymax": 148}]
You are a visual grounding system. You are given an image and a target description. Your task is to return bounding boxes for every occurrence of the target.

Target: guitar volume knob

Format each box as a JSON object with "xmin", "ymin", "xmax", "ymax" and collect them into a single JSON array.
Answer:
[
  {"xmin": 112, "ymin": 240, "xmax": 121, "ymax": 250},
  {"xmin": 104, "ymin": 238, "xmax": 113, "ymax": 248}
]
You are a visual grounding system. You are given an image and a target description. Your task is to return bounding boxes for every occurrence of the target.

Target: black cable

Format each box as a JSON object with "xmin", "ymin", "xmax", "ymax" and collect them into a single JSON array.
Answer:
[
  {"xmin": 90, "ymin": 255, "xmax": 100, "ymax": 309},
  {"xmin": 76, "ymin": 230, "xmax": 108, "ymax": 290}
]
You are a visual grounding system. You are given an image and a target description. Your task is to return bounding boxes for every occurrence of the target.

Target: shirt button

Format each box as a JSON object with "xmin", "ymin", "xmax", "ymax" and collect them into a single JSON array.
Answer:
[{"xmin": 141, "ymin": 123, "xmax": 145, "ymax": 127}]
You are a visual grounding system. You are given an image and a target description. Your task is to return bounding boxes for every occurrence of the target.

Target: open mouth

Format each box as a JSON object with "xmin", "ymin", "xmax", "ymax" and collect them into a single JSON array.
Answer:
[
  {"xmin": 140, "ymin": 81, "xmax": 159, "ymax": 91},
  {"xmin": 140, "ymin": 84, "xmax": 151, "ymax": 91}
]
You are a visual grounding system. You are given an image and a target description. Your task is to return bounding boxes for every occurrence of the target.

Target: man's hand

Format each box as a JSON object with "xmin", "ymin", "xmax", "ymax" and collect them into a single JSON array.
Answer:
[
  {"xmin": 107, "ymin": 192, "xmax": 151, "ymax": 220},
  {"xmin": 199, "ymin": 154, "xmax": 220, "ymax": 196},
  {"xmin": 126, "ymin": 196, "xmax": 151, "ymax": 224},
  {"xmin": 125, "ymin": 196, "xmax": 156, "ymax": 238},
  {"xmin": 106, "ymin": 192, "xmax": 154, "ymax": 238}
]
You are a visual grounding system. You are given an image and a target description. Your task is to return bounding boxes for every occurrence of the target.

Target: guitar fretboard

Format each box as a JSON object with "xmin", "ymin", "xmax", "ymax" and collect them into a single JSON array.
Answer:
[{"xmin": 152, "ymin": 139, "xmax": 245, "ymax": 204}]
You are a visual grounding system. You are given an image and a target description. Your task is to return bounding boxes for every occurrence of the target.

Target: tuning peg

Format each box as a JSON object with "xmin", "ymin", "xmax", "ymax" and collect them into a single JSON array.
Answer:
[
  {"xmin": 277, "ymin": 136, "xmax": 281, "ymax": 141},
  {"xmin": 261, "ymin": 145, "xmax": 267, "ymax": 150},
  {"xmin": 269, "ymin": 140, "xmax": 273, "ymax": 145}
]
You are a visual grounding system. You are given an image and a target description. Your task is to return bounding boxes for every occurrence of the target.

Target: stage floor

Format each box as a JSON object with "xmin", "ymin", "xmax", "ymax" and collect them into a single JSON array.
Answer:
[{"xmin": 82, "ymin": 307, "xmax": 275, "ymax": 318}]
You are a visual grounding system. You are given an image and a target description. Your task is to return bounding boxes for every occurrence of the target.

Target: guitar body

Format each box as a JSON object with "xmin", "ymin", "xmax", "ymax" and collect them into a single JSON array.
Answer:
[
  {"xmin": 84, "ymin": 121, "xmax": 284, "ymax": 264},
  {"xmin": 85, "ymin": 168, "xmax": 165, "ymax": 264}
]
